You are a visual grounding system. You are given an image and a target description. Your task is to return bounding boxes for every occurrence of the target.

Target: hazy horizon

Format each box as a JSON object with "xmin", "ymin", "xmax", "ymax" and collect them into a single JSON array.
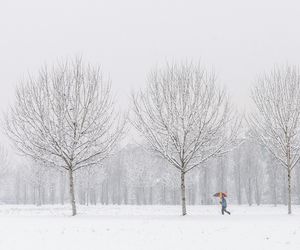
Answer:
[{"xmin": 1, "ymin": 0, "xmax": 300, "ymax": 151}]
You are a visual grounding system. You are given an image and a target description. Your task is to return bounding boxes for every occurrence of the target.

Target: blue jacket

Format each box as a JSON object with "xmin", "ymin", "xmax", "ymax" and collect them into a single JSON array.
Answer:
[{"xmin": 221, "ymin": 198, "xmax": 227, "ymax": 208}]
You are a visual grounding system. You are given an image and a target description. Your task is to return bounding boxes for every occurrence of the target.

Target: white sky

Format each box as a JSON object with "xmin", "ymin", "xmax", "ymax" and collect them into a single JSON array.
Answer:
[{"xmin": 0, "ymin": 0, "xmax": 300, "ymax": 131}]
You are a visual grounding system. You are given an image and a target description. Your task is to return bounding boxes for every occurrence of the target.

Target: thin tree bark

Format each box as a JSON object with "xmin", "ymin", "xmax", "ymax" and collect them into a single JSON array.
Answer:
[
  {"xmin": 68, "ymin": 168, "xmax": 77, "ymax": 216},
  {"xmin": 37, "ymin": 186, "xmax": 42, "ymax": 206},
  {"xmin": 181, "ymin": 171, "xmax": 187, "ymax": 216},
  {"xmin": 287, "ymin": 167, "xmax": 292, "ymax": 214},
  {"xmin": 59, "ymin": 171, "xmax": 65, "ymax": 205}
]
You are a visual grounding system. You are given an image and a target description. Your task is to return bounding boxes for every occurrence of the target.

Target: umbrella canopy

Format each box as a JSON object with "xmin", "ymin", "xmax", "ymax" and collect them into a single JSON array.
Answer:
[{"xmin": 213, "ymin": 192, "xmax": 227, "ymax": 198}]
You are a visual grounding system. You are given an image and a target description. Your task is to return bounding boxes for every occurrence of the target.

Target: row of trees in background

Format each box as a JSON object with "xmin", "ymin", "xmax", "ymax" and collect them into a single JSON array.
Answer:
[
  {"xmin": 1, "ymin": 141, "xmax": 300, "ymax": 208},
  {"xmin": 2, "ymin": 58, "xmax": 300, "ymax": 215}
]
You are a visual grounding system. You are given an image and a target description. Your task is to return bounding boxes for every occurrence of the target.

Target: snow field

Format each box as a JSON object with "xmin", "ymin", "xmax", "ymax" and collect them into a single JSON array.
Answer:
[{"xmin": 0, "ymin": 205, "xmax": 299, "ymax": 250}]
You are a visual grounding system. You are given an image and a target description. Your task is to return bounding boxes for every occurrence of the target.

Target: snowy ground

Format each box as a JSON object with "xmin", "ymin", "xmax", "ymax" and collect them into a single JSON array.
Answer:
[{"xmin": 0, "ymin": 205, "xmax": 299, "ymax": 250}]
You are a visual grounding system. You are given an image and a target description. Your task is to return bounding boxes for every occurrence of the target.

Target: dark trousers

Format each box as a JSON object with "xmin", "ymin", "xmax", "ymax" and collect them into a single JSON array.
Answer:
[{"xmin": 222, "ymin": 207, "xmax": 230, "ymax": 215}]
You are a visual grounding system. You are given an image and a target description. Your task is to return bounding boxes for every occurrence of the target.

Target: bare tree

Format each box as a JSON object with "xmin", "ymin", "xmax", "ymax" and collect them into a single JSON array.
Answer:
[
  {"xmin": 198, "ymin": 163, "xmax": 212, "ymax": 205},
  {"xmin": 5, "ymin": 58, "xmax": 124, "ymax": 215},
  {"xmin": 241, "ymin": 141, "xmax": 255, "ymax": 206},
  {"xmin": 232, "ymin": 146, "xmax": 243, "ymax": 204},
  {"xmin": 0, "ymin": 146, "xmax": 9, "ymax": 181},
  {"xmin": 216, "ymin": 156, "xmax": 228, "ymax": 194},
  {"xmin": 132, "ymin": 62, "xmax": 239, "ymax": 215},
  {"xmin": 253, "ymin": 147, "xmax": 266, "ymax": 206},
  {"xmin": 249, "ymin": 65, "xmax": 300, "ymax": 214},
  {"xmin": 267, "ymin": 157, "xmax": 279, "ymax": 206}
]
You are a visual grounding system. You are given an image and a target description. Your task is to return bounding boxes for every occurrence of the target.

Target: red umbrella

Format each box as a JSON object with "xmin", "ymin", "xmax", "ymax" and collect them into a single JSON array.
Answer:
[{"xmin": 213, "ymin": 192, "xmax": 227, "ymax": 198}]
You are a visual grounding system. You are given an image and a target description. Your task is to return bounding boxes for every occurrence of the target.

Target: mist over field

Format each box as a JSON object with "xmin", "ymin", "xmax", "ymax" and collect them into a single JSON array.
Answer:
[{"xmin": 1, "ymin": 1, "xmax": 300, "ymax": 250}]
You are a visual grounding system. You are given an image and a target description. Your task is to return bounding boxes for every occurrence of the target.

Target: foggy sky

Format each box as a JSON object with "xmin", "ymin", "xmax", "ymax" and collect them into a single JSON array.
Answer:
[{"xmin": 1, "ymin": 0, "xmax": 300, "ymax": 119}]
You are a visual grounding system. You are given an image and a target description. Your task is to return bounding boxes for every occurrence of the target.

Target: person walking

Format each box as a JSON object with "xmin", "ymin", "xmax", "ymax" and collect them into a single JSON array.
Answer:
[{"xmin": 220, "ymin": 195, "xmax": 231, "ymax": 215}]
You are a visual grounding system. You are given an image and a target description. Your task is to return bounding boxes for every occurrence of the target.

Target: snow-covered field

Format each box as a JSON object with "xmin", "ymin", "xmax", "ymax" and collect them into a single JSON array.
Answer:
[{"xmin": 0, "ymin": 205, "xmax": 299, "ymax": 250}]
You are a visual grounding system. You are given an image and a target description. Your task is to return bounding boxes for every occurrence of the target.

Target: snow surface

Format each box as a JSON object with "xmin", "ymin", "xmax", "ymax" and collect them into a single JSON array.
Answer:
[{"xmin": 0, "ymin": 205, "xmax": 299, "ymax": 250}]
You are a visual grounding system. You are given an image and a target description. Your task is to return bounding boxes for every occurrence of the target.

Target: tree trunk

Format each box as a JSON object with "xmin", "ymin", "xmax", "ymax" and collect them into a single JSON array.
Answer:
[
  {"xmin": 117, "ymin": 177, "xmax": 121, "ymax": 205},
  {"xmin": 237, "ymin": 166, "xmax": 242, "ymax": 205},
  {"xmin": 173, "ymin": 188, "xmax": 176, "ymax": 205},
  {"xmin": 287, "ymin": 167, "xmax": 292, "ymax": 214},
  {"xmin": 33, "ymin": 187, "xmax": 36, "ymax": 205},
  {"xmin": 272, "ymin": 165, "xmax": 277, "ymax": 206},
  {"xmin": 101, "ymin": 182, "xmax": 104, "ymax": 204},
  {"xmin": 68, "ymin": 168, "xmax": 77, "ymax": 216},
  {"xmin": 23, "ymin": 184, "xmax": 27, "ymax": 205},
  {"xmin": 124, "ymin": 185, "xmax": 128, "ymax": 205},
  {"xmin": 181, "ymin": 171, "xmax": 187, "ymax": 216},
  {"xmin": 149, "ymin": 187, "xmax": 153, "ymax": 205},
  {"xmin": 105, "ymin": 180, "xmax": 109, "ymax": 205},
  {"xmin": 296, "ymin": 166, "xmax": 300, "ymax": 205},
  {"xmin": 50, "ymin": 183, "xmax": 55, "ymax": 205},
  {"xmin": 60, "ymin": 171, "xmax": 65, "ymax": 205},
  {"xmin": 162, "ymin": 184, "xmax": 166, "ymax": 205},
  {"xmin": 86, "ymin": 179, "xmax": 90, "ymax": 206},
  {"xmin": 37, "ymin": 185, "xmax": 42, "ymax": 206},
  {"xmin": 142, "ymin": 187, "xmax": 147, "ymax": 205}
]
